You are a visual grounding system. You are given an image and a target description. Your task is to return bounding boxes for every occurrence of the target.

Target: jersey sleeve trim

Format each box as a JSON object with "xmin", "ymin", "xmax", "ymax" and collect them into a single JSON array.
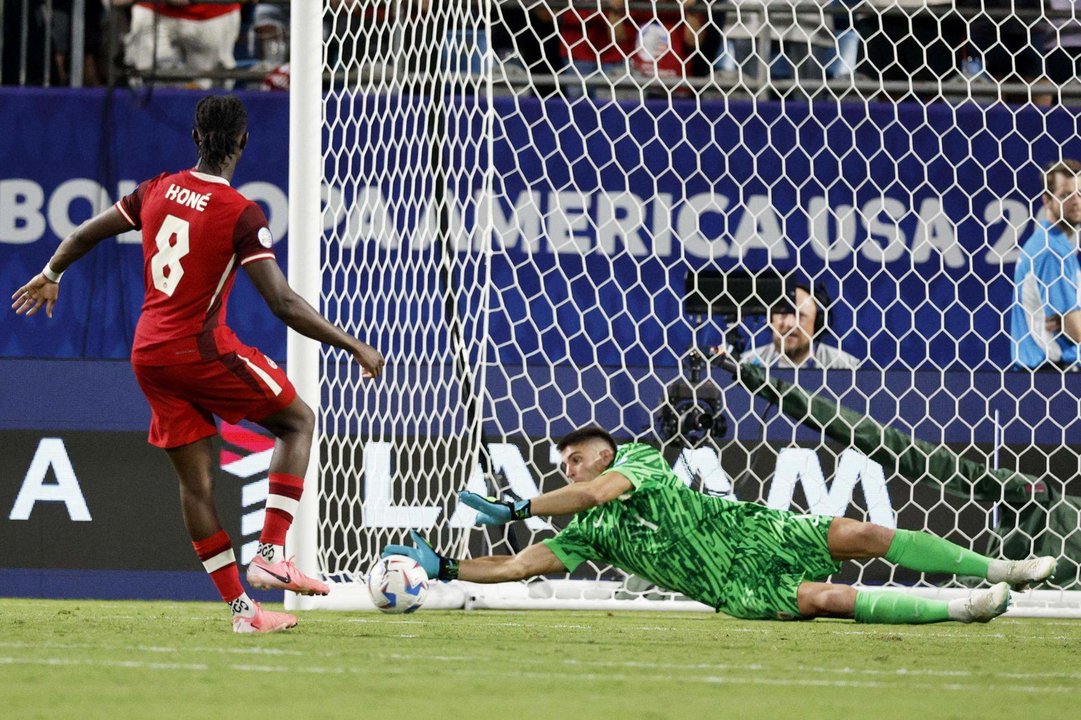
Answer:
[
  {"xmin": 114, "ymin": 201, "xmax": 135, "ymax": 227},
  {"xmin": 239, "ymin": 252, "xmax": 276, "ymax": 266}
]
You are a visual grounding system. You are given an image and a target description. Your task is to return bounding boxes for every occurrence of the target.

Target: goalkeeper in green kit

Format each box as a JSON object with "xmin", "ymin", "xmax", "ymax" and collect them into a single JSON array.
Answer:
[{"xmin": 383, "ymin": 427, "xmax": 1056, "ymax": 623}]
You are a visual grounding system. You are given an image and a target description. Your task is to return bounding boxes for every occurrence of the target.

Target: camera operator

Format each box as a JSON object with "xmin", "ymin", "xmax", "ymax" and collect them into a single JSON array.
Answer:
[{"xmin": 744, "ymin": 283, "xmax": 859, "ymax": 370}]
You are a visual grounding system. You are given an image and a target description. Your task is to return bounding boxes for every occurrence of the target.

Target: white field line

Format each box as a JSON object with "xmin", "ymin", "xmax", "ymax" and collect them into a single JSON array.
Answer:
[
  {"xmin": 10, "ymin": 614, "xmax": 1080, "ymax": 643},
  {"xmin": 0, "ymin": 640, "xmax": 306, "ymax": 656},
  {"xmin": 0, "ymin": 640, "xmax": 478, "ymax": 662},
  {"xmin": 3, "ymin": 641, "xmax": 1080, "ymax": 683},
  {"xmin": 0, "ymin": 655, "xmax": 1075, "ymax": 694},
  {"xmin": 998, "ymin": 620, "xmax": 1081, "ymax": 627},
  {"xmin": 32, "ymin": 612, "xmax": 1081, "ymax": 633},
  {"xmin": 826, "ymin": 629, "xmax": 1081, "ymax": 641},
  {"xmin": 306, "ymin": 616, "xmax": 1081, "ymax": 640}
]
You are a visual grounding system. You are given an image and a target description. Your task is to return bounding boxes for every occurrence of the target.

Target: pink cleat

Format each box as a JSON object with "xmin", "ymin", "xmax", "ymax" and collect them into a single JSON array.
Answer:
[
  {"xmin": 232, "ymin": 602, "xmax": 298, "ymax": 634},
  {"xmin": 246, "ymin": 555, "xmax": 330, "ymax": 596}
]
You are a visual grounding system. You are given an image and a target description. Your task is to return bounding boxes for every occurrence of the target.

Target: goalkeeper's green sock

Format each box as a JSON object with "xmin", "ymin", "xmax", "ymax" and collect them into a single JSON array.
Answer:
[
  {"xmin": 854, "ymin": 590, "xmax": 951, "ymax": 624},
  {"xmin": 884, "ymin": 529, "xmax": 991, "ymax": 578}
]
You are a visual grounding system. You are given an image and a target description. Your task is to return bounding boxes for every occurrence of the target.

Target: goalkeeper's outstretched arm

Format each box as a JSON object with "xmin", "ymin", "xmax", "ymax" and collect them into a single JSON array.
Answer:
[
  {"xmin": 459, "ymin": 472, "xmax": 633, "ymax": 524},
  {"xmin": 382, "ymin": 531, "xmax": 565, "ymax": 582},
  {"xmin": 458, "ymin": 543, "xmax": 566, "ymax": 583}
]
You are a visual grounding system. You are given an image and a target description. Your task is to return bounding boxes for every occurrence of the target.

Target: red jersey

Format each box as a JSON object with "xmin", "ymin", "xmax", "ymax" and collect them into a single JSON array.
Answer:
[
  {"xmin": 558, "ymin": 8, "xmax": 628, "ymax": 64},
  {"xmin": 136, "ymin": 2, "xmax": 240, "ymax": 21},
  {"xmin": 116, "ymin": 169, "xmax": 276, "ymax": 366}
]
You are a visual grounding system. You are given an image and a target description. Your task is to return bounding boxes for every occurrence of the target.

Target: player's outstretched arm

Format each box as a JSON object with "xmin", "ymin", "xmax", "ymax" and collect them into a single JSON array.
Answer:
[
  {"xmin": 457, "ymin": 543, "xmax": 566, "ymax": 583},
  {"xmin": 244, "ymin": 258, "xmax": 384, "ymax": 378},
  {"xmin": 382, "ymin": 531, "xmax": 565, "ymax": 583},
  {"xmin": 459, "ymin": 471, "xmax": 632, "ymax": 525},
  {"xmin": 11, "ymin": 206, "xmax": 133, "ymax": 318}
]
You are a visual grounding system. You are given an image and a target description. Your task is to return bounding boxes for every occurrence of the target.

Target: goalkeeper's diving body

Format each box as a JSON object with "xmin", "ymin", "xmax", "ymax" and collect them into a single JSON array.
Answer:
[{"xmin": 385, "ymin": 427, "xmax": 1056, "ymax": 624}]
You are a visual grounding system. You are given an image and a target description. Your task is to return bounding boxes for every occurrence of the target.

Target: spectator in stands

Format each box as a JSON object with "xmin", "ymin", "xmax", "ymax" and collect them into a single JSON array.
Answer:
[
  {"xmin": 742, "ymin": 281, "xmax": 859, "ymax": 369},
  {"xmin": 628, "ymin": 0, "xmax": 705, "ymax": 97},
  {"xmin": 2, "ymin": 0, "xmax": 104, "ymax": 86},
  {"xmin": 117, "ymin": 0, "xmax": 242, "ymax": 89},
  {"xmin": 1010, "ymin": 160, "xmax": 1081, "ymax": 370},
  {"xmin": 965, "ymin": 0, "xmax": 1052, "ymax": 104},
  {"xmin": 714, "ymin": 0, "xmax": 834, "ymax": 91},
  {"xmin": 251, "ymin": 2, "xmax": 288, "ymax": 69},
  {"xmin": 828, "ymin": 0, "xmax": 860, "ymax": 80},
  {"xmin": 491, "ymin": 2, "xmax": 562, "ymax": 96},
  {"xmin": 1043, "ymin": 1, "xmax": 1081, "ymax": 91},
  {"xmin": 249, "ymin": 2, "xmax": 289, "ymax": 91},
  {"xmin": 49, "ymin": 0, "xmax": 106, "ymax": 85},
  {"xmin": 856, "ymin": 0, "xmax": 963, "ymax": 96},
  {"xmin": 533, "ymin": 1, "xmax": 632, "ymax": 99}
]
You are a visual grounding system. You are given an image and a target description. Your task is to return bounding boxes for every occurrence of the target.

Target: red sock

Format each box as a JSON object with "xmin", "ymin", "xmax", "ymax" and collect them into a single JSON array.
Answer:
[
  {"xmin": 260, "ymin": 472, "xmax": 304, "ymax": 547},
  {"xmin": 192, "ymin": 529, "xmax": 244, "ymax": 603}
]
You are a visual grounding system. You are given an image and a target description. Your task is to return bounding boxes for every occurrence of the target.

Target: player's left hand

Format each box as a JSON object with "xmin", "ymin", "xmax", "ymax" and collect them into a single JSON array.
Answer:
[
  {"xmin": 11, "ymin": 274, "xmax": 59, "ymax": 318},
  {"xmin": 458, "ymin": 491, "xmax": 532, "ymax": 525}
]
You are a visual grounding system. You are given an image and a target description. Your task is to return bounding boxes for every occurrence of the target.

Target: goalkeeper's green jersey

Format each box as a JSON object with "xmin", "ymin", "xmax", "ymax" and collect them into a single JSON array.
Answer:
[{"xmin": 542, "ymin": 442, "xmax": 839, "ymax": 616}]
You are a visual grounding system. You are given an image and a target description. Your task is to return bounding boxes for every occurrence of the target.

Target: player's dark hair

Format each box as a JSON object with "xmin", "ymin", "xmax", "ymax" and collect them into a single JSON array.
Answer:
[
  {"xmin": 194, "ymin": 95, "xmax": 248, "ymax": 172},
  {"xmin": 557, "ymin": 427, "xmax": 617, "ymax": 454},
  {"xmin": 1043, "ymin": 159, "xmax": 1081, "ymax": 197}
]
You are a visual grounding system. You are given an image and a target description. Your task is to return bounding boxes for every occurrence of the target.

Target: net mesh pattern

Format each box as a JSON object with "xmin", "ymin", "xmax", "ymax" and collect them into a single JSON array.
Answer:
[{"xmin": 316, "ymin": 1, "xmax": 1081, "ymax": 601}]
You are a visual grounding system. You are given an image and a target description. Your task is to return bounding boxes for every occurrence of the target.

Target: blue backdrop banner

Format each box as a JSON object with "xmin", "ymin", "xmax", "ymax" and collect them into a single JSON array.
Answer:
[
  {"xmin": 0, "ymin": 88, "xmax": 290, "ymax": 360},
  {"xmin": 3, "ymin": 88, "xmax": 1078, "ymax": 368}
]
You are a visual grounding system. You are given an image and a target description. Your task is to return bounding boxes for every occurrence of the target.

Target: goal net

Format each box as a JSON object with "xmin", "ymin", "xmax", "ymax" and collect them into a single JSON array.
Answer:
[{"xmin": 287, "ymin": 1, "xmax": 1081, "ymax": 616}]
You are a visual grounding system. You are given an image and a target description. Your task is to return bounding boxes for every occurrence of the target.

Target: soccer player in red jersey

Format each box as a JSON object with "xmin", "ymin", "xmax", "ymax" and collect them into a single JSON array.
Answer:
[{"xmin": 12, "ymin": 96, "xmax": 383, "ymax": 634}]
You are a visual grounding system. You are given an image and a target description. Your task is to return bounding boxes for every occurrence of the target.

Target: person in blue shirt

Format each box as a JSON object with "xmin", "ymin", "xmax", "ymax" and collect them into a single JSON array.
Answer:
[{"xmin": 1011, "ymin": 159, "xmax": 1081, "ymax": 369}]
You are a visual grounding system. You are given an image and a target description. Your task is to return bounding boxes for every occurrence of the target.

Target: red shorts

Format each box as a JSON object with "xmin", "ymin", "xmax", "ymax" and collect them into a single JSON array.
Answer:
[{"xmin": 133, "ymin": 344, "xmax": 297, "ymax": 449}]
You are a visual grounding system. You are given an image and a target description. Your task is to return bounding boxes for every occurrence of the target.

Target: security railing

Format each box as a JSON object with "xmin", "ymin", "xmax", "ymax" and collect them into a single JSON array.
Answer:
[{"xmin": 3, "ymin": 1, "xmax": 1081, "ymax": 105}]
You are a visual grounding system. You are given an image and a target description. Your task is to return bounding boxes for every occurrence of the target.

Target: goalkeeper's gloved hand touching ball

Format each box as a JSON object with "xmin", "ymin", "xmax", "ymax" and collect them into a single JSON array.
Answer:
[
  {"xmin": 381, "ymin": 495, "xmax": 532, "ymax": 581},
  {"xmin": 382, "ymin": 530, "xmax": 460, "ymax": 580}
]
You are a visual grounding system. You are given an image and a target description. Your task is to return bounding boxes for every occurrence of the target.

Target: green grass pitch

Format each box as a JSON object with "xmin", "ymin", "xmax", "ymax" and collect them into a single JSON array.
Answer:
[{"xmin": 2, "ymin": 599, "xmax": 1079, "ymax": 720}]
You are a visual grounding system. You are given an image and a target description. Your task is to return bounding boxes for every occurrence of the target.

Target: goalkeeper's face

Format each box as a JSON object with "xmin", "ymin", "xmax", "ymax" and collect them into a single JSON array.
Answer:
[
  {"xmin": 1045, "ymin": 173, "xmax": 1081, "ymax": 232},
  {"xmin": 560, "ymin": 441, "xmax": 615, "ymax": 484}
]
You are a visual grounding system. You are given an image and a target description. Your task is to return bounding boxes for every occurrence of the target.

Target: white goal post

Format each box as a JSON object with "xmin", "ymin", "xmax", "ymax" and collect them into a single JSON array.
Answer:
[{"xmin": 287, "ymin": 1, "xmax": 1081, "ymax": 617}]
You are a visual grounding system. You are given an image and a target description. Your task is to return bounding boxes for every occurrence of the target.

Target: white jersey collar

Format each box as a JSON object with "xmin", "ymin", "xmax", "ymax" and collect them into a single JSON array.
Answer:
[{"xmin": 189, "ymin": 169, "xmax": 231, "ymax": 186}]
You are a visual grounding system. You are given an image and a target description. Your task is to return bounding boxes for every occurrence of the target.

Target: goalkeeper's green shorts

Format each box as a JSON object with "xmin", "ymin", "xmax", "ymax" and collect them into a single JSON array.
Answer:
[{"xmin": 712, "ymin": 511, "xmax": 841, "ymax": 621}]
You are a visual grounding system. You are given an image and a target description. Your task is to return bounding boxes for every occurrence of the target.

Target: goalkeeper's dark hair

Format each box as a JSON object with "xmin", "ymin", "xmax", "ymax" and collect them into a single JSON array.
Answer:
[
  {"xmin": 557, "ymin": 427, "xmax": 617, "ymax": 454},
  {"xmin": 1043, "ymin": 158, "xmax": 1081, "ymax": 196},
  {"xmin": 194, "ymin": 95, "xmax": 248, "ymax": 172}
]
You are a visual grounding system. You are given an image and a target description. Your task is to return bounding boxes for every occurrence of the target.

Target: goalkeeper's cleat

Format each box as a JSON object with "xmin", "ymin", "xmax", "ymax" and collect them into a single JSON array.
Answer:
[
  {"xmin": 948, "ymin": 582, "xmax": 1011, "ymax": 624},
  {"xmin": 987, "ymin": 556, "xmax": 1056, "ymax": 591},
  {"xmin": 231, "ymin": 602, "xmax": 298, "ymax": 634},
  {"xmin": 247, "ymin": 555, "xmax": 330, "ymax": 596}
]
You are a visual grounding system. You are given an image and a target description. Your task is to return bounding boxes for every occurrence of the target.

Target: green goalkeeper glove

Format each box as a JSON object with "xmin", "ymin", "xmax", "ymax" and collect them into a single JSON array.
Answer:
[
  {"xmin": 459, "ymin": 491, "xmax": 532, "ymax": 525},
  {"xmin": 382, "ymin": 530, "xmax": 460, "ymax": 581}
]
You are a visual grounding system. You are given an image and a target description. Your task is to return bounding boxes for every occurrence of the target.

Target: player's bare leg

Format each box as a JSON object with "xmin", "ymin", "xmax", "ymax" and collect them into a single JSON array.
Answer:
[
  {"xmin": 167, "ymin": 437, "xmax": 223, "ymax": 541},
  {"xmin": 245, "ymin": 397, "xmax": 329, "ymax": 595},
  {"xmin": 257, "ymin": 397, "xmax": 316, "ymax": 478},
  {"xmin": 796, "ymin": 582, "xmax": 857, "ymax": 619},
  {"xmin": 798, "ymin": 580, "xmax": 1010, "ymax": 624},
  {"xmin": 167, "ymin": 439, "xmax": 296, "ymax": 632},
  {"xmin": 827, "ymin": 517, "xmax": 1054, "ymax": 590},
  {"xmin": 826, "ymin": 517, "xmax": 894, "ymax": 560},
  {"xmin": 813, "ymin": 518, "xmax": 1020, "ymax": 623}
]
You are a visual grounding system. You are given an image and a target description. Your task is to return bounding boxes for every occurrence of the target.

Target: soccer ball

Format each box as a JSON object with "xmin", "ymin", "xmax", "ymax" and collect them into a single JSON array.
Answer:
[{"xmin": 367, "ymin": 555, "xmax": 428, "ymax": 614}]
